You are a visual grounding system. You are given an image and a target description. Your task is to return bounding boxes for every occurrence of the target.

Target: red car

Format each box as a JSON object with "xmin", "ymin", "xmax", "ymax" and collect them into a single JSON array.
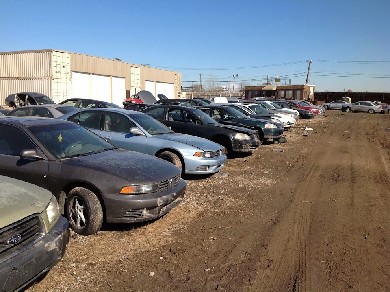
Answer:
[{"xmin": 287, "ymin": 100, "xmax": 323, "ymax": 115}]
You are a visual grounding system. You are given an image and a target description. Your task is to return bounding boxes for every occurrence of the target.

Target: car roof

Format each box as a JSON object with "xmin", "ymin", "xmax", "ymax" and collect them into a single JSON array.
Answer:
[
  {"xmin": 0, "ymin": 115, "xmax": 72, "ymax": 127},
  {"xmin": 69, "ymin": 107, "xmax": 140, "ymax": 115}
]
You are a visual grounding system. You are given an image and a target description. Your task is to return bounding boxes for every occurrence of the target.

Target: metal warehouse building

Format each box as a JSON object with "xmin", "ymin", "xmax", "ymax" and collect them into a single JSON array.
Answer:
[{"xmin": 0, "ymin": 49, "xmax": 181, "ymax": 105}]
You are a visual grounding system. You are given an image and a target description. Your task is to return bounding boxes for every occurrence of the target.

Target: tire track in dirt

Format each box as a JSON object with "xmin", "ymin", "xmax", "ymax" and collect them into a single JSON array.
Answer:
[{"xmin": 248, "ymin": 112, "xmax": 390, "ymax": 291}]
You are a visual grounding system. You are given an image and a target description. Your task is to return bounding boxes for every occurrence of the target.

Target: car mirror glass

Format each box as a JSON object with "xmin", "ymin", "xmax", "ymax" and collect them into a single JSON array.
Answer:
[
  {"xmin": 129, "ymin": 127, "xmax": 144, "ymax": 136},
  {"xmin": 20, "ymin": 149, "xmax": 44, "ymax": 160}
]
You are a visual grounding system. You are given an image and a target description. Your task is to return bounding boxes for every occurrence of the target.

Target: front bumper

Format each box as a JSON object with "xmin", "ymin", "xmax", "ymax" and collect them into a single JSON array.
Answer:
[
  {"xmin": 184, "ymin": 154, "xmax": 227, "ymax": 175},
  {"xmin": 264, "ymin": 127, "xmax": 284, "ymax": 140},
  {"xmin": 105, "ymin": 179, "xmax": 186, "ymax": 223},
  {"xmin": 231, "ymin": 139, "xmax": 257, "ymax": 153},
  {"xmin": 0, "ymin": 216, "xmax": 69, "ymax": 292}
]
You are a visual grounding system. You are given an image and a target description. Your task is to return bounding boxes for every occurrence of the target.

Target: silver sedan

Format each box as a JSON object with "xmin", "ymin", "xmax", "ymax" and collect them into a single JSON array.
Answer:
[{"xmin": 61, "ymin": 108, "xmax": 227, "ymax": 175}]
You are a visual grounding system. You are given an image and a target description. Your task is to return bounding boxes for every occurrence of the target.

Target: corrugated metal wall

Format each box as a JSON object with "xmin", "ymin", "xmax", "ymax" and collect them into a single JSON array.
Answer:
[
  {"xmin": 0, "ymin": 49, "xmax": 182, "ymax": 104},
  {"xmin": 0, "ymin": 50, "xmax": 52, "ymax": 78},
  {"xmin": 0, "ymin": 50, "xmax": 53, "ymax": 104}
]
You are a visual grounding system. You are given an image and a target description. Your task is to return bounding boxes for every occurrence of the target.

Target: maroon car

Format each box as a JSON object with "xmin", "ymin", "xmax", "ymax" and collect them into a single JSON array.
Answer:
[{"xmin": 287, "ymin": 100, "xmax": 324, "ymax": 115}]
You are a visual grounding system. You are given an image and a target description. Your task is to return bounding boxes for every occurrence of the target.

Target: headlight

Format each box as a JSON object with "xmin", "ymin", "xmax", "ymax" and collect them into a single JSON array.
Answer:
[
  {"xmin": 194, "ymin": 151, "xmax": 218, "ymax": 158},
  {"xmin": 120, "ymin": 183, "xmax": 159, "ymax": 195},
  {"xmin": 264, "ymin": 123, "xmax": 277, "ymax": 129},
  {"xmin": 233, "ymin": 133, "xmax": 250, "ymax": 140},
  {"xmin": 41, "ymin": 195, "xmax": 60, "ymax": 232}
]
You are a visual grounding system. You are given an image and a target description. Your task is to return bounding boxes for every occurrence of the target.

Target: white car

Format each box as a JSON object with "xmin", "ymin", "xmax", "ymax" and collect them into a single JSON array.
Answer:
[
  {"xmin": 268, "ymin": 101, "xmax": 300, "ymax": 118},
  {"xmin": 238, "ymin": 103, "xmax": 296, "ymax": 128},
  {"xmin": 261, "ymin": 100, "xmax": 300, "ymax": 119}
]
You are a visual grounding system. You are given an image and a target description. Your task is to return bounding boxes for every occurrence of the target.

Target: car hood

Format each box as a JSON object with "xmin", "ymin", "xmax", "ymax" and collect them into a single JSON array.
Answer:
[
  {"xmin": 156, "ymin": 133, "xmax": 223, "ymax": 151},
  {"xmin": 137, "ymin": 90, "xmax": 158, "ymax": 104},
  {"xmin": 0, "ymin": 176, "xmax": 52, "ymax": 228},
  {"xmin": 63, "ymin": 148, "xmax": 180, "ymax": 183},
  {"xmin": 214, "ymin": 123, "xmax": 257, "ymax": 134}
]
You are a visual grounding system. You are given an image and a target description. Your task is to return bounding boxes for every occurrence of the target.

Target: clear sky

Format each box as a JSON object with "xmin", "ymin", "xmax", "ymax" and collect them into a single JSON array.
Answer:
[{"xmin": 1, "ymin": 0, "xmax": 389, "ymax": 92}]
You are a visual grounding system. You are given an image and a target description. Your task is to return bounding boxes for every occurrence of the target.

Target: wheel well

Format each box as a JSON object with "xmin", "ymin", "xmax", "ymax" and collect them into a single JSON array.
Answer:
[
  {"xmin": 212, "ymin": 135, "xmax": 232, "ymax": 153},
  {"xmin": 155, "ymin": 148, "xmax": 184, "ymax": 166},
  {"xmin": 61, "ymin": 182, "xmax": 106, "ymax": 219}
]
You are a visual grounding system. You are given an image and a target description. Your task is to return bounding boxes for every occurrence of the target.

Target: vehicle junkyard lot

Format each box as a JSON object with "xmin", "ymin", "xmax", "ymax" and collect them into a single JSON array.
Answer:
[{"xmin": 30, "ymin": 110, "xmax": 390, "ymax": 291}]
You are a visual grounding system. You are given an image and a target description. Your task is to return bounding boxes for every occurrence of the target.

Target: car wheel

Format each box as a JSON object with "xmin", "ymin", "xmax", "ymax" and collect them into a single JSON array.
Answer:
[
  {"xmin": 66, "ymin": 187, "xmax": 103, "ymax": 235},
  {"xmin": 158, "ymin": 151, "xmax": 183, "ymax": 172},
  {"xmin": 368, "ymin": 109, "xmax": 374, "ymax": 114},
  {"xmin": 345, "ymin": 107, "xmax": 351, "ymax": 112}
]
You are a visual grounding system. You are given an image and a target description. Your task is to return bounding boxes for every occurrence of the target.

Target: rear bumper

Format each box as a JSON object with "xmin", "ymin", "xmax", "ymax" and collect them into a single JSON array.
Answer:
[{"xmin": 0, "ymin": 216, "xmax": 69, "ymax": 292}]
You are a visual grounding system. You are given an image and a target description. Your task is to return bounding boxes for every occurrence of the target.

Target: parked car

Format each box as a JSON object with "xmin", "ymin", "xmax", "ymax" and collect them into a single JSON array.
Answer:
[
  {"xmin": 59, "ymin": 98, "xmax": 121, "ymax": 109},
  {"xmin": 272, "ymin": 100, "xmax": 314, "ymax": 119},
  {"xmin": 61, "ymin": 108, "xmax": 227, "ymax": 175},
  {"xmin": 258, "ymin": 100, "xmax": 300, "ymax": 119},
  {"xmin": 143, "ymin": 104, "xmax": 260, "ymax": 155},
  {"xmin": 6, "ymin": 104, "xmax": 77, "ymax": 118},
  {"xmin": 198, "ymin": 104, "xmax": 285, "ymax": 143},
  {"xmin": 5, "ymin": 92, "xmax": 55, "ymax": 108},
  {"xmin": 342, "ymin": 101, "xmax": 384, "ymax": 113},
  {"xmin": 234, "ymin": 103, "xmax": 295, "ymax": 129},
  {"xmin": 268, "ymin": 101, "xmax": 300, "ymax": 118},
  {"xmin": 0, "ymin": 175, "xmax": 69, "ymax": 291},
  {"xmin": 323, "ymin": 100, "xmax": 349, "ymax": 110},
  {"xmin": 286, "ymin": 100, "xmax": 324, "ymax": 115},
  {"xmin": 0, "ymin": 117, "xmax": 186, "ymax": 235}
]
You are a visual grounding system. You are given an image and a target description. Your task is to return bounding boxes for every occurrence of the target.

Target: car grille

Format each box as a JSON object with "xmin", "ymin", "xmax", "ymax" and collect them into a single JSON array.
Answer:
[
  {"xmin": 158, "ymin": 173, "xmax": 181, "ymax": 192},
  {"xmin": 0, "ymin": 215, "xmax": 43, "ymax": 258}
]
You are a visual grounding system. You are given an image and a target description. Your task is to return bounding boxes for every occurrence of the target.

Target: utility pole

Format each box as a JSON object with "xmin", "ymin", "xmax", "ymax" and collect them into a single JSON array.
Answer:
[{"xmin": 305, "ymin": 60, "xmax": 312, "ymax": 84}]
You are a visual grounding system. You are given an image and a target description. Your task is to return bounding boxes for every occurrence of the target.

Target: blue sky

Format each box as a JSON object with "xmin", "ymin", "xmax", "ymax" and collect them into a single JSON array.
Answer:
[{"xmin": 1, "ymin": 0, "xmax": 389, "ymax": 92}]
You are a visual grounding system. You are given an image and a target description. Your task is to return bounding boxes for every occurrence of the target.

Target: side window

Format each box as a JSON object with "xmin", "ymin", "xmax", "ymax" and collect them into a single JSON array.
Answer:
[
  {"xmin": 31, "ymin": 107, "xmax": 53, "ymax": 118},
  {"xmin": 69, "ymin": 111, "xmax": 102, "ymax": 130},
  {"xmin": 103, "ymin": 112, "xmax": 134, "ymax": 133},
  {"xmin": 145, "ymin": 107, "xmax": 164, "ymax": 119},
  {"xmin": 168, "ymin": 109, "xmax": 185, "ymax": 122},
  {"xmin": 11, "ymin": 108, "xmax": 31, "ymax": 117},
  {"xmin": 0, "ymin": 124, "xmax": 36, "ymax": 156}
]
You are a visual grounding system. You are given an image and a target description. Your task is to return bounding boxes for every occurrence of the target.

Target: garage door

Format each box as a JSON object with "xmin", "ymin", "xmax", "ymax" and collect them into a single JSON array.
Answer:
[
  {"xmin": 72, "ymin": 72, "xmax": 125, "ymax": 106},
  {"xmin": 144, "ymin": 81, "xmax": 156, "ymax": 97},
  {"xmin": 156, "ymin": 82, "xmax": 175, "ymax": 99}
]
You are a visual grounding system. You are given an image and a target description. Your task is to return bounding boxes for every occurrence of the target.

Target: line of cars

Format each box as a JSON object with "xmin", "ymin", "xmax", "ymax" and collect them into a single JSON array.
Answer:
[
  {"xmin": 0, "ymin": 95, "xmax": 321, "ymax": 289},
  {"xmin": 325, "ymin": 99, "xmax": 388, "ymax": 114}
]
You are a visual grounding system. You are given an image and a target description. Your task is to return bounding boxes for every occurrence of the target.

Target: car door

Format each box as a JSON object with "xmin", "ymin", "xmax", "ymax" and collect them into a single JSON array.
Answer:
[
  {"xmin": 0, "ymin": 124, "xmax": 52, "ymax": 191},
  {"xmin": 100, "ymin": 112, "xmax": 155, "ymax": 154}
]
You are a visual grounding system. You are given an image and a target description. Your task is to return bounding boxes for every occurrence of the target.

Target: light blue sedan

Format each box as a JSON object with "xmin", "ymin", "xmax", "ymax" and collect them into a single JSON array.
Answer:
[{"xmin": 61, "ymin": 108, "xmax": 227, "ymax": 175}]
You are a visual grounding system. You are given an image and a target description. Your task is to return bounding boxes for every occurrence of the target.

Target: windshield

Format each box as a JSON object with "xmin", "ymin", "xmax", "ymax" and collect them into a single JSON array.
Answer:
[
  {"xmin": 259, "ymin": 102, "xmax": 274, "ymax": 110},
  {"xmin": 248, "ymin": 104, "xmax": 269, "ymax": 115},
  {"xmin": 29, "ymin": 122, "xmax": 115, "ymax": 159},
  {"xmin": 129, "ymin": 113, "xmax": 174, "ymax": 135},
  {"xmin": 191, "ymin": 108, "xmax": 219, "ymax": 124},
  {"xmin": 224, "ymin": 106, "xmax": 248, "ymax": 118},
  {"xmin": 270, "ymin": 102, "xmax": 282, "ymax": 109}
]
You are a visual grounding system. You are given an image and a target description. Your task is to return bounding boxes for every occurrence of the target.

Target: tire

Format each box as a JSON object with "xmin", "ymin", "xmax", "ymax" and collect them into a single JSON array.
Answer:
[
  {"xmin": 158, "ymin": 151, "xmax": 183, "ymax": 172},
  {"xmin": 368, "ymin": 109, "xmax": 374, "ymax": 114},
  {"xmin": 345, "ymin": 107, "xmax": 351, "ymax": 112},
  {"xmin": 65, "ymin": 187, "xmax": 103, "ymax": 235}
]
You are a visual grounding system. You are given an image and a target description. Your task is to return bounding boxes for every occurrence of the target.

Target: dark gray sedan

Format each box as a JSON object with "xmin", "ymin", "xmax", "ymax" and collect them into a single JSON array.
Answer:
[{"xmin": 0, "ymin": 117, "xmax": 186, "ymax": 235}]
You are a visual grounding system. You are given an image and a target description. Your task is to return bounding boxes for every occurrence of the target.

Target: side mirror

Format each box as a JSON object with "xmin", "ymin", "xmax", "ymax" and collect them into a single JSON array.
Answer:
[
  {"xmin": 20, "ymin": 149, "xmax": 44, "ymax": 160},
  {"xmin": 129, "ymin": 127, "xmax": 144, "ymax": 136}
]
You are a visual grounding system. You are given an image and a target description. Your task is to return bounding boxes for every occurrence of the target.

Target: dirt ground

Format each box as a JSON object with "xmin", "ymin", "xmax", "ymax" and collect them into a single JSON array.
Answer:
[{"xmin": 30, "ymin": 110, "xmax": 390, "ymax": 292}]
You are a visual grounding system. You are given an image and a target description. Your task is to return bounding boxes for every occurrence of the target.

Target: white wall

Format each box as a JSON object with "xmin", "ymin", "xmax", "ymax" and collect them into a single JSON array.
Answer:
[{"xmin": 72, "ymin": 72, "xmax": 125, "ymax": 106}]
